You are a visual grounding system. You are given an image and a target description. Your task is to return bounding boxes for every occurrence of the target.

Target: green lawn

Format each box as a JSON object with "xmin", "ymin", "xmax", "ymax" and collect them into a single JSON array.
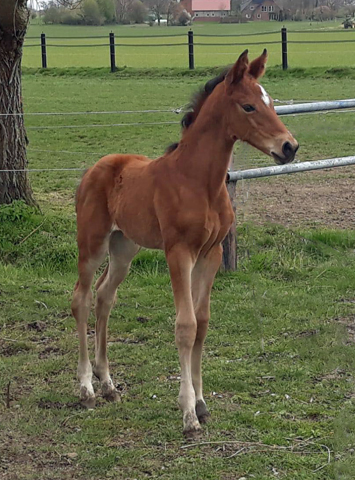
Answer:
[
  {"xmin": 21, "ymin": 72, "xmax": 355, "ymax": 199},
  {"xmin": 1, "ymin": 64, "xmax": 355, "ymax": 478},
  {"xmin": 23, "ymin": 19, "xmax": 355, "ymax": 69}
]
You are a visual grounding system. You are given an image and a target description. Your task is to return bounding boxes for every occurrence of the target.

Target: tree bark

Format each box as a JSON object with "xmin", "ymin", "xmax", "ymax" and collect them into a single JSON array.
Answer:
[{"xmin": 0, "ymin": 0, "xmax": 36, "ymax": 205}]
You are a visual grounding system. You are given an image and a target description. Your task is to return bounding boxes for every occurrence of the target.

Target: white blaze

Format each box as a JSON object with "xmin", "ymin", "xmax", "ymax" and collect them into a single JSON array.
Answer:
[{"xmin": 259, "ymin": 84, "xmax": 270, "ymax": 107}]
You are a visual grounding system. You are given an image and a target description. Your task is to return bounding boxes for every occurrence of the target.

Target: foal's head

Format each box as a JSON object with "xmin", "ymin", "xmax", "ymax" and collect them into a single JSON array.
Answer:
[{"xmin": 222, "ymin": 49, "xmax": 298, "ymax": 164}]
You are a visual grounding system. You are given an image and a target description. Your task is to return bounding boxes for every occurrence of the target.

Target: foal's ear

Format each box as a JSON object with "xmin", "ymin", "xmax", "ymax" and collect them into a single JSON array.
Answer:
[
  {"xmin": 248, "ymin": 49, "xmax": 268, "ymax": 80},
  {"xmin": 225, "ymin": 49, "xmax": 249, "ymax": 87}
]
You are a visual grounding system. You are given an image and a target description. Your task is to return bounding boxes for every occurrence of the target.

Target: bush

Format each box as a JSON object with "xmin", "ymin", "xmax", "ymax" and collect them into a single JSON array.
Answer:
[
  {"xmin": 97, "ymin": 0, "xmax": 116, "ymax": 23},
  {"xmin": 177, "ymin": 10, "xmax": 190, "ymax": 26},
  {"xmin": 128, "ymin": 0, "xmax": 147, "ymax": 24},
  {"xmin": 43, "ymin": 6, "xmax": 62, "ymax": 24},
  {"xmin": 81, "ymin": 0, "xmax": 104, "ymax": 25},
  {"xmin": 61, "ymin": 10, "xmax": 82, "ymax": 25}
]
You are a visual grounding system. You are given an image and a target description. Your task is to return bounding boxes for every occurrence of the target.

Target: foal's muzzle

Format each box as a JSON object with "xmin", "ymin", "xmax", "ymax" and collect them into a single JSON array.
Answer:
[{"xmin": 272, "ymin": 141, "xmax": 299, "ymax": 165}]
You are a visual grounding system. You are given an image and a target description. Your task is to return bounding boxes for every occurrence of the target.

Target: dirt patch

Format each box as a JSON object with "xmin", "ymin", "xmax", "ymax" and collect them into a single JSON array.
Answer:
[
  {"xmin": 38, "ymin": 345, "xmax": 62, "ymax": 359},
  {"xmin": 334, "ymin": 315, "xmax": 355, "ymax": 344},
  {"xmin": 37, "ymin": 399, "xmax": 81, "ymax": 410},
  {"xmin": 0, "ymin": 339, "xmax": 32, "ymax": 357},
  {"xmin": 27, "ymin": 321, "xmax": 46, "ymax": 332},
  {"xmin": 236, "ymin": 167, "xmax": 355, "ymax": 229},
  {"xmin": 0, "ymin": 430, "xmax": 85, "ymax": 480}
]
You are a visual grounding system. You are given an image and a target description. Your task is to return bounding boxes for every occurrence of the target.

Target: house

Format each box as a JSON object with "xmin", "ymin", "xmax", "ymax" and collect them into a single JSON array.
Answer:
[
  {"xmin": 241, "ymin": 0, "xmax": 282, "ymax": 21},
  {"xmin": 180, "ymin": 0, "xmax": 231, "ymax": 22}
]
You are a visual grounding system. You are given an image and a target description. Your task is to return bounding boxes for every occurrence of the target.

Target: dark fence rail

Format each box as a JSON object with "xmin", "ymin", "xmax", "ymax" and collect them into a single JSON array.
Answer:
[{"xmin": 23, "ymin": 29, "xmax": 355, "ymax": 71}]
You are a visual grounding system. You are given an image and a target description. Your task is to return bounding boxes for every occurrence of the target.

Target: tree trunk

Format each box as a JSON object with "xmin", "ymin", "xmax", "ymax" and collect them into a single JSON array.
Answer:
[{"xmin": 0, "ymin": 1, "xmax": 36, "ymax": 205}]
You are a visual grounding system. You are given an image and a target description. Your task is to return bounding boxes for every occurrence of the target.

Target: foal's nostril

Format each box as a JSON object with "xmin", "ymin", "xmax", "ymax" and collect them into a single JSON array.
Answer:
[{"xmin": 282, "ymin": 141, "xmax": 294, "ymax": 157}]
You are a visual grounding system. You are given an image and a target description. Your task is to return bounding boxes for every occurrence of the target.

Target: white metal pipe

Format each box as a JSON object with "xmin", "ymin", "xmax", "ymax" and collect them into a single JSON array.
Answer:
[
  {"xmin": 275, "ymin": 99, "xmax": 355, "ymax": 115},
  {"xmin": 228, "ymin": 156, "xmax": 355, "ymax": 182}
]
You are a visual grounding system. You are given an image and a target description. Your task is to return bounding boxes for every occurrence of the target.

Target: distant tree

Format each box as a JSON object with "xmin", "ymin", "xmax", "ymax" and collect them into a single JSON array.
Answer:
[
  {"xmin": 81, "ymin": 0, "xmax": 104, "ymax": 24},
  {"xmin": 128, "ymin": 0, "xmax": 147, "ymax": 23},
  {"xmin": 230, "ymin": 0, "xmax": 242, "ymax": 13},
  {"xmin": 145, "ymin": 0, "xmax": 169, "ymax": 25},
  {"xmin": 43, "ymin": 4, "xmax": 63, "ymax": 23},
  {"xmin": 166, "ymin": 1, "xmax": 190, "ymax": 25},
  {"xmin": 115, "ymin": 0, "xmax": 134, "ymax": 23},
  {"xmin": 166, "ymin": 0, "xmax": 177, "ymax": 25},
  {"xmin": 177, "ymin": 8, "xmax": 190, "ymax": 25},
  {"xmin": 97, "ymin": 0, "xmax": 116, "ymax": 22}
]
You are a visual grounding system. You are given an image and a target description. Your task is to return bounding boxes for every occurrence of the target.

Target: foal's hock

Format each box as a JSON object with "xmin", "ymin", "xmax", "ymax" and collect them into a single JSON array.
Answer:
[{"xmin": 71, "ymin": 49, "xmax": 299, "ymax": 436}]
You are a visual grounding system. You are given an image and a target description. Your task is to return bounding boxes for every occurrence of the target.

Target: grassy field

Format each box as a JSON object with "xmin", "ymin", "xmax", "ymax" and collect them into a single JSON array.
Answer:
[
  {"xmin": 1, "ymin": 43, "xmax": 355, "ymax": 478},
  {"xmin": 23, "ymin": 19, "xmax": 355, "ymax": 69}
]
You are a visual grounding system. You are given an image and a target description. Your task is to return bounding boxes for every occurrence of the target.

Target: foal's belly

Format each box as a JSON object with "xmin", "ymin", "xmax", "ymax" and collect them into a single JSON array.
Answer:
[{"xmin": 114, "ymin": 209, "xmax": 164, "ymax": 250}]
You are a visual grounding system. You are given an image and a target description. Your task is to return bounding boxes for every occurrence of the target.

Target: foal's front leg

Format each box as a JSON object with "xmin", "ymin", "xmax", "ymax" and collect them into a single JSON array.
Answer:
[
  {"xmin": 166, "ymin": 245, "xmax": 200, "ymax": 436},
  {"xmin": 191, "ymin": 245, "xmax": 223, "ymax": 423}
]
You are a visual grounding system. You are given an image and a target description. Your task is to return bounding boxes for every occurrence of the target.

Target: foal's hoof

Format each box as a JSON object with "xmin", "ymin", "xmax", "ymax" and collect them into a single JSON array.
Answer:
[
  {"xmin": 102, "ymin": 382, "xmax": 121, "ymax": 403},
  {"xmin": 196, "ymin": 399, "xmax": 210, "ymax": 424},
  {"xmin": 183, "ymin": 411, "xmax": 202, "ymax": 439},
  {"xmin": 80, "ymin": 387, "xmax": 96, "ymax": 409},
  {"xmin": 183, "ymin": 424, "xmax": 202, "ymax": 440}
]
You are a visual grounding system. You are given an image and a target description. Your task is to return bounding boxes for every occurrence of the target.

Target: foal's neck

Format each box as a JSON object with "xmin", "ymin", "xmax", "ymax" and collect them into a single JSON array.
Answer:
[{"xmin": 176, "ymin": 91, "xmax": 234, "ymax": 198}]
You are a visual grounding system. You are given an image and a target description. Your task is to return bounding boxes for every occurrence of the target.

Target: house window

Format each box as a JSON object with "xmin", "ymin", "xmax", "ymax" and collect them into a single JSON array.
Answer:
[
  {"xmin": 250, "ymin": 5, "xmax": 254, "ymax": 10},
  {"xmin": 257, "ymin": 13, "xmax": 261, "ymax": 18},
  {"xmin": 246, "ymin": 13, "xmax": 251, "ymax": 18},
  {"xmin": 195, "ymin": 12, "xmax": 199, "ymax": 16},
  {"xmin": 269, "ymin": 5, "xmax": 274, "ymax": 11},
  {"xmin": 211, "ymin": 12, "xmax": 215, "ymax": 16},
  {"xmin": 261, "ymin": 5, "xmax": 267, "ymax": 11},
  {"xmin": 206, "ymin": 12, "xmax": 210, "ymax": 16}
]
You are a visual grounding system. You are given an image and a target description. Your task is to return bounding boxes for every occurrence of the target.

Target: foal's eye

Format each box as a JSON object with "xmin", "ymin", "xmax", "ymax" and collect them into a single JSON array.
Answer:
[{"xmin": 242, "ymin": 104, "xmax": 256, "ymax": 113}]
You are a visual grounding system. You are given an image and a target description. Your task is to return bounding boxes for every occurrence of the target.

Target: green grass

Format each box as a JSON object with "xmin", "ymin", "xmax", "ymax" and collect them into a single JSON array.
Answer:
[
  {"xmin": 21, "ymin": 72, "xmax": 355, "ymax": 200},
  {"xmin": 23, "ymin": 20, "xmax": 355, "ymax": 69},
  {"xmin": 2, "ymin": 56, "xmax": 355, "ymax": 478},
  {"xmin": 1, "ymin": 204, "xmax": 355, "ymax": 479}
]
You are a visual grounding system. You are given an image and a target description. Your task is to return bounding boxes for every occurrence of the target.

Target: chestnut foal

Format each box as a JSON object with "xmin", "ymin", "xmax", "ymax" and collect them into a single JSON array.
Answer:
[{"xmin": 71, "ymin": 50, "xmax": 299, "ymax": 436}]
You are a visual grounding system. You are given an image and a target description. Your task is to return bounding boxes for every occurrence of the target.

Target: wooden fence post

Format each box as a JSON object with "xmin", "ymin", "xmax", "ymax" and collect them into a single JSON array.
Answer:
[
  {"xmin": 281, "ymin": 27, "xmax": 288, "ymax": 70},
  {"xmin": 188, "ymin": 30, "xmax": 194, "ymax": 70},
  {"xmin": 221, "ymin": 179, "xmax": 237, "ymax": 271},
  {"xmin": 222, "ymin": 155, "xmax": 237, "ymax": 272},
  {"xmin": 109, "ymin": 32, "xmax": 116, "ymax": 72},
  {"xmin": 41, "ymin": 33, "xmax": 47, "ymax": 69}
]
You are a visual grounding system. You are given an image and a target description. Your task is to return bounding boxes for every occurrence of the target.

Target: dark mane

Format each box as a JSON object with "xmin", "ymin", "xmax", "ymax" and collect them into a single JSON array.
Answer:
[
  {"xmin": 181, "ymin": 67, "xmax": 230, "ymax": 129},
  {"xmin": 165, "ymin": 68, "xmax": 230, "ymax": 154}
]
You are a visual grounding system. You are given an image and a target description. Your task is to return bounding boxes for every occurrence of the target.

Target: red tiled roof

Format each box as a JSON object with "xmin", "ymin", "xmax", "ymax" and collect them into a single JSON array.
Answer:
[{"xmin": 191, "ymin": 0, "xmax": 231, "ymax": 11}]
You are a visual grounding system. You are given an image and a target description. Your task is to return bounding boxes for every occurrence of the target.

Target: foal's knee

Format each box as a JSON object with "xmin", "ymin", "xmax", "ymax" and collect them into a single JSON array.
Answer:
[
  {"xmin": 71, "ymin": 288, "xmax": 92, "ymax": 320},
  {"xmin": 175, "ymin": 319, "xmax": 197, "ymax": 350}
]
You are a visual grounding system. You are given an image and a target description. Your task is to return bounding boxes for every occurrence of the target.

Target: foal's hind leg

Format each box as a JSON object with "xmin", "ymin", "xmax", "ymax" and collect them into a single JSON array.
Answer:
[
  {"xmin": 71, "ymin": 245, "xmax": 108, "ymax": 408},
  {"xmin": 191, "ymin": 245, "xmax": 223, "ymax": 424},
  {"xmin": 94, "ymin": 231, "xmax": 140, "ymax": 401}
]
